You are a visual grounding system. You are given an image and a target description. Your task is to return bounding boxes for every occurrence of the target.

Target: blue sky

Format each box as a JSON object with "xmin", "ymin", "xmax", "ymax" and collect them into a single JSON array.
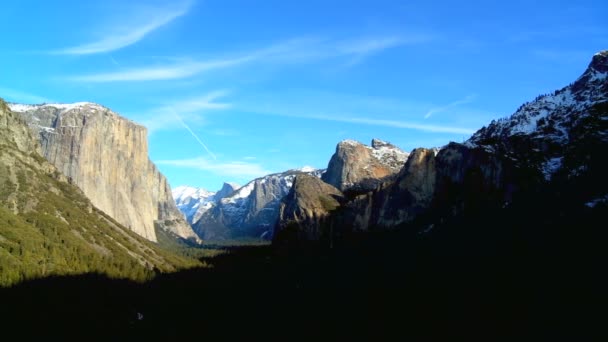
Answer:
[{"xmin": 1, "ymin": 0, "xmax": 606, "ymax": 191}]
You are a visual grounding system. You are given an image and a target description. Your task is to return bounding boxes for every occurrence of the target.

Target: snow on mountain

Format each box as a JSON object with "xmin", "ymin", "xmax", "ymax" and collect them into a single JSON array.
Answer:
[
  {"xmin": 193, "ymin": 167, "xmax": 325, "ymax": 240},
  {"xmin": 469, "ymin": 50, "xmax": 608, "ymax": 181},
  {"xmin": 9, "ymin": 102, "xmax": 107, "ymax": 113},
  {"xmin": 172, "ymin": 183, "xmax": 241, "ymax": 224},
  {"xmin": 172, "ymin": 186, "xmax": 217, "ymax": 224}
]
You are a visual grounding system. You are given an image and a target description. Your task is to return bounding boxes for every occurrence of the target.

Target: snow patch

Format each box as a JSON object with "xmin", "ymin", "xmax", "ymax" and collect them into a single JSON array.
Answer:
[
  {"xmin": 585, "ymin": 195, "xmax": 608, "ymax": 208},
  {"xmin": 340, "ymin": 139, "xmax": 363, "ymax": 147},
  {"xmin": 7, "ymin": 103, "xmax": 38, "ymax": 112},
  {"xmin": 8, "ymin": 102, "xmax": 105, "ymax": 113},
  {"xmin": 542, "ymin": 157, "xmax": 563, "ymax": 181},
  {"xmin": 224, "ymin": 181, "xmax": 255, "ymax": 203}
]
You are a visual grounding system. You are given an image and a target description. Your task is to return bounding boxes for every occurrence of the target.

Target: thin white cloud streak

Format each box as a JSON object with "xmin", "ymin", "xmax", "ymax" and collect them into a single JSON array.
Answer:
[
  {"xmin": 0, "ymin": 87, "xmax": 51, "ymax": 104},
  {"xmin": 170, "ymin": 109, "xmax": 217, "ymax": 160},
  {"xmin": 68, "ymin": 57, "xmax": 251, "ymax": 82},
  {"xmin": 424, "ymin": 94, "xmax": 477, "ymax": 119},
  {"xmin": 237, "ymin": 90, "xmax": 477, "ymax": 135},
  {"xmin": 246, "ymin": 109, "xmax": 475, "ymax": 134},
  {"xmin": 66, "ymin": 34, "xmax": 428, "ymax": 82},
  {"xmin": 301, "ymin": 114, "xmax": 476, "ymax": 135},
  {"xmin": 53, "ymin": 1, "xmax": 192, "ymax": 55},
  {"xmin": 156, "ymin": 157, "xmax": 271, "ymax": 178}
]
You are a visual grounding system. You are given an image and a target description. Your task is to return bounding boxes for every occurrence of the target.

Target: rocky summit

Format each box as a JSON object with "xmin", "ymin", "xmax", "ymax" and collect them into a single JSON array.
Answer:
[
  {"xmin": 9, "ymin": 102, "xmax": 198, "ymax": 243},
  {"xmin": 322, "ymin": 138, "xmax": 409, "ymax": 193},
  {"xmin": 275, "ymin": 174, "xmax": 344, "ymax": 243}
]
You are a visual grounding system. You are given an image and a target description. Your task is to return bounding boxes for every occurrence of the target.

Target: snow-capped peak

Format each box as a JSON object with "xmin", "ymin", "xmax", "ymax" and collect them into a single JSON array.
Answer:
[
  {"xmin": 467, "ymin": 51, "xmax": 607, "ymax": 181},
  {"xmin": 470, "ymin": 50, "xmax": 607, "ymax": 146},
  {"xmin": 172, "ymin": 186, "xmax": 215, "ymax": 202},
  {"xmin": 8, "ymin": 102, "xmax": 106, "ymax": 113}
]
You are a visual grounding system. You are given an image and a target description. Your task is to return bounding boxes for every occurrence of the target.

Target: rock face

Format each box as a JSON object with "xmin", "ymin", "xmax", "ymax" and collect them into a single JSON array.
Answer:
[
  {"xmin": 322, "ymin": 139, "xmax": 408, "ymax": 192},
  {"xmin": 172, "ymin": 182, "xmax": 239, "ymax": 224},
  {"xmin": 274, "ymin": 174, "xmax": 343, "ymax": 243},
  {"xmin": 193, "ymin": 168, "xmax": 324, "ymax": 240},
  {"xmin": 9, "ymin": 102, "xmax": 198, "ymax": 243}
]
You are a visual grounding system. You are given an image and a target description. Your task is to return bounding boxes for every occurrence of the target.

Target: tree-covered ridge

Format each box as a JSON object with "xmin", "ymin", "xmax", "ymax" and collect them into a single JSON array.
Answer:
[{"xmin": 0, "ymin": 98, "xmax": 200, "ymax": 286}]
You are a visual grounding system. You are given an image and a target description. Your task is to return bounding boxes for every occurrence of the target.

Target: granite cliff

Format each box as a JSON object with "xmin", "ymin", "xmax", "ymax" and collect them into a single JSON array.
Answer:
[
  {"xmin": 9, "ymin": 102, "xmax": 198, "ymax": 243},
  {"xmin": 0, "ymin": 99, "xmax": 198, "ymax": 285},
  {"xmin": 274, "ymin": 174, "xmax": 343, "ymax": 243},
  {"xmin": 322, "ymin": 139, "xmax": 408, "ymax": 192}
]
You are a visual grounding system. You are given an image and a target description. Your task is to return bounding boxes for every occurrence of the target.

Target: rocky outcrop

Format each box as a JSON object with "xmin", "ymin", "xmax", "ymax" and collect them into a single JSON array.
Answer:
[
  {"xmin": 322, "ymin": 139, "xmax": 408, "ymax": 192},
  {"xmin": 316, "ymin": 148, "xmax": 436, "ymax": 234},
  {"xmin": 274, "ymin": 174, "xmax": 344, "ymax": 243},
  {"xmin": 9, "ymin": 102, "xmax": 198, "ymax": 243}
]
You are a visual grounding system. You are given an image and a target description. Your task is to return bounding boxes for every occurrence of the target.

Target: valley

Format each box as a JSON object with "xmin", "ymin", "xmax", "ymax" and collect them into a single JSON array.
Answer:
[{"xmin": 0, "ymin": 1, "xmax": 605, "ymax": 337}]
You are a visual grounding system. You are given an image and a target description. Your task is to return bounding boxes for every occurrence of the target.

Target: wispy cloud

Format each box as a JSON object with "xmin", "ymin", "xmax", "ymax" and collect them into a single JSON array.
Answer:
[
  {"xmin": 53, "ymin": 1, "xmax": 192, "ymax": 55},
  {"xmin": 424, "ymin": 94, "xmax": 477, "ymax": 119},
  {"xmin": 66, "ymin": 34, "xmax": 429, "ymax": 82},
  {"xmin": 0, "ymin": 87, "xmax": 52, "ymax": 104},
  {"xmin": 156, "ymin": 157, "xmax": 271, "ymax": 179},
  {"xmin": 286, "ymin": 113, "xmax": 476, "ymax": 135},
  {"xmin": 237, "ymin": 90, "xmax": 478, "ymax": 135},
  {"xmin": 67, "ymin": 57, "xmax": 250, "ymax": 82}
]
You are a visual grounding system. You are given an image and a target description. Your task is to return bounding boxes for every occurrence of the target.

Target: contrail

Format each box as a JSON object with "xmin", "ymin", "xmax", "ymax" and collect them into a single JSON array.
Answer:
[
  {"xmin": 109, "ymin": 56, "xmax": 120, "ymax": 66},
  {"xmin": 424, "ymin": 94, "xmax": 477, "ymax": 119},
  {"xmin": 169, "ymin": 108, "xmax": 217, "ymax": 160}
]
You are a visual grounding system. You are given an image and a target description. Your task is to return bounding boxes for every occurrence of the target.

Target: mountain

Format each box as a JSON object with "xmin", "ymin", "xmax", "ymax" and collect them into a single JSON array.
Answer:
[
  {"xmin": 275, "ymin": 51, "xmax": 608, "ymax": 245},
  {"xmin": 322, "ymin": 138, "xmax": 409, "ymax": 192},
  {"xmin": 8, "ymin": 102, "xmax": 198, "ymax": 243},
  {"xmin": 468, "ymin": 50, "xmax": 608, "ymax": 183},
  {"xmin": 172, "ymin": 182, "xmax": 239, "ymax": 224},
  {"xmin": 0, "ymin": 99, "xmax": 198, "ymax": 286},
  {"xmin": 193, "ymin": 168, "xmax": 325, "ymax": 240}
]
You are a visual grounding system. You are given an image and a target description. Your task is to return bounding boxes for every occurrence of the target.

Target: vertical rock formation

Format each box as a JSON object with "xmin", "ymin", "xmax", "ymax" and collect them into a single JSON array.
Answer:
[
  {"xmin": 9, "ymin": 103, "xmax": 198, "ymax": 243},
  {"xmin": 322, "ymin": 139, "xmax": 408, "ymax": 192},
  {"xmin": 274, "ymin": 174, "xmax": 344, "ymax": 243}
]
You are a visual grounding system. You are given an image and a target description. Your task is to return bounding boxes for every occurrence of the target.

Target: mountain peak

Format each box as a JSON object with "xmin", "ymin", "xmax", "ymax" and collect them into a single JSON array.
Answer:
[
  {"xmin": 589, "ymin": 50, "xmax": 608, "ymax": 74},
  {"xmin": 371, "ymin": 138, "xmax": 396, "ymax": 149},
  {"xmin": 323, "ymin": 138, "xmax": 409, "ymax": 192}
]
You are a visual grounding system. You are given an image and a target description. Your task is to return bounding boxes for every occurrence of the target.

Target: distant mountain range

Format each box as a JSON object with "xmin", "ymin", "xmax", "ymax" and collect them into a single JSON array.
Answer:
[
  {"xmin": 184, "ymin": 167, "xmax": 326, "ymax": 240},
  {"xmin": 171, "ymin": 51, "xmax": 607, "ymax": 245},
  {"xmin": 174, "ymin": 140, "xmax": 408, "ymax": 241}
]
